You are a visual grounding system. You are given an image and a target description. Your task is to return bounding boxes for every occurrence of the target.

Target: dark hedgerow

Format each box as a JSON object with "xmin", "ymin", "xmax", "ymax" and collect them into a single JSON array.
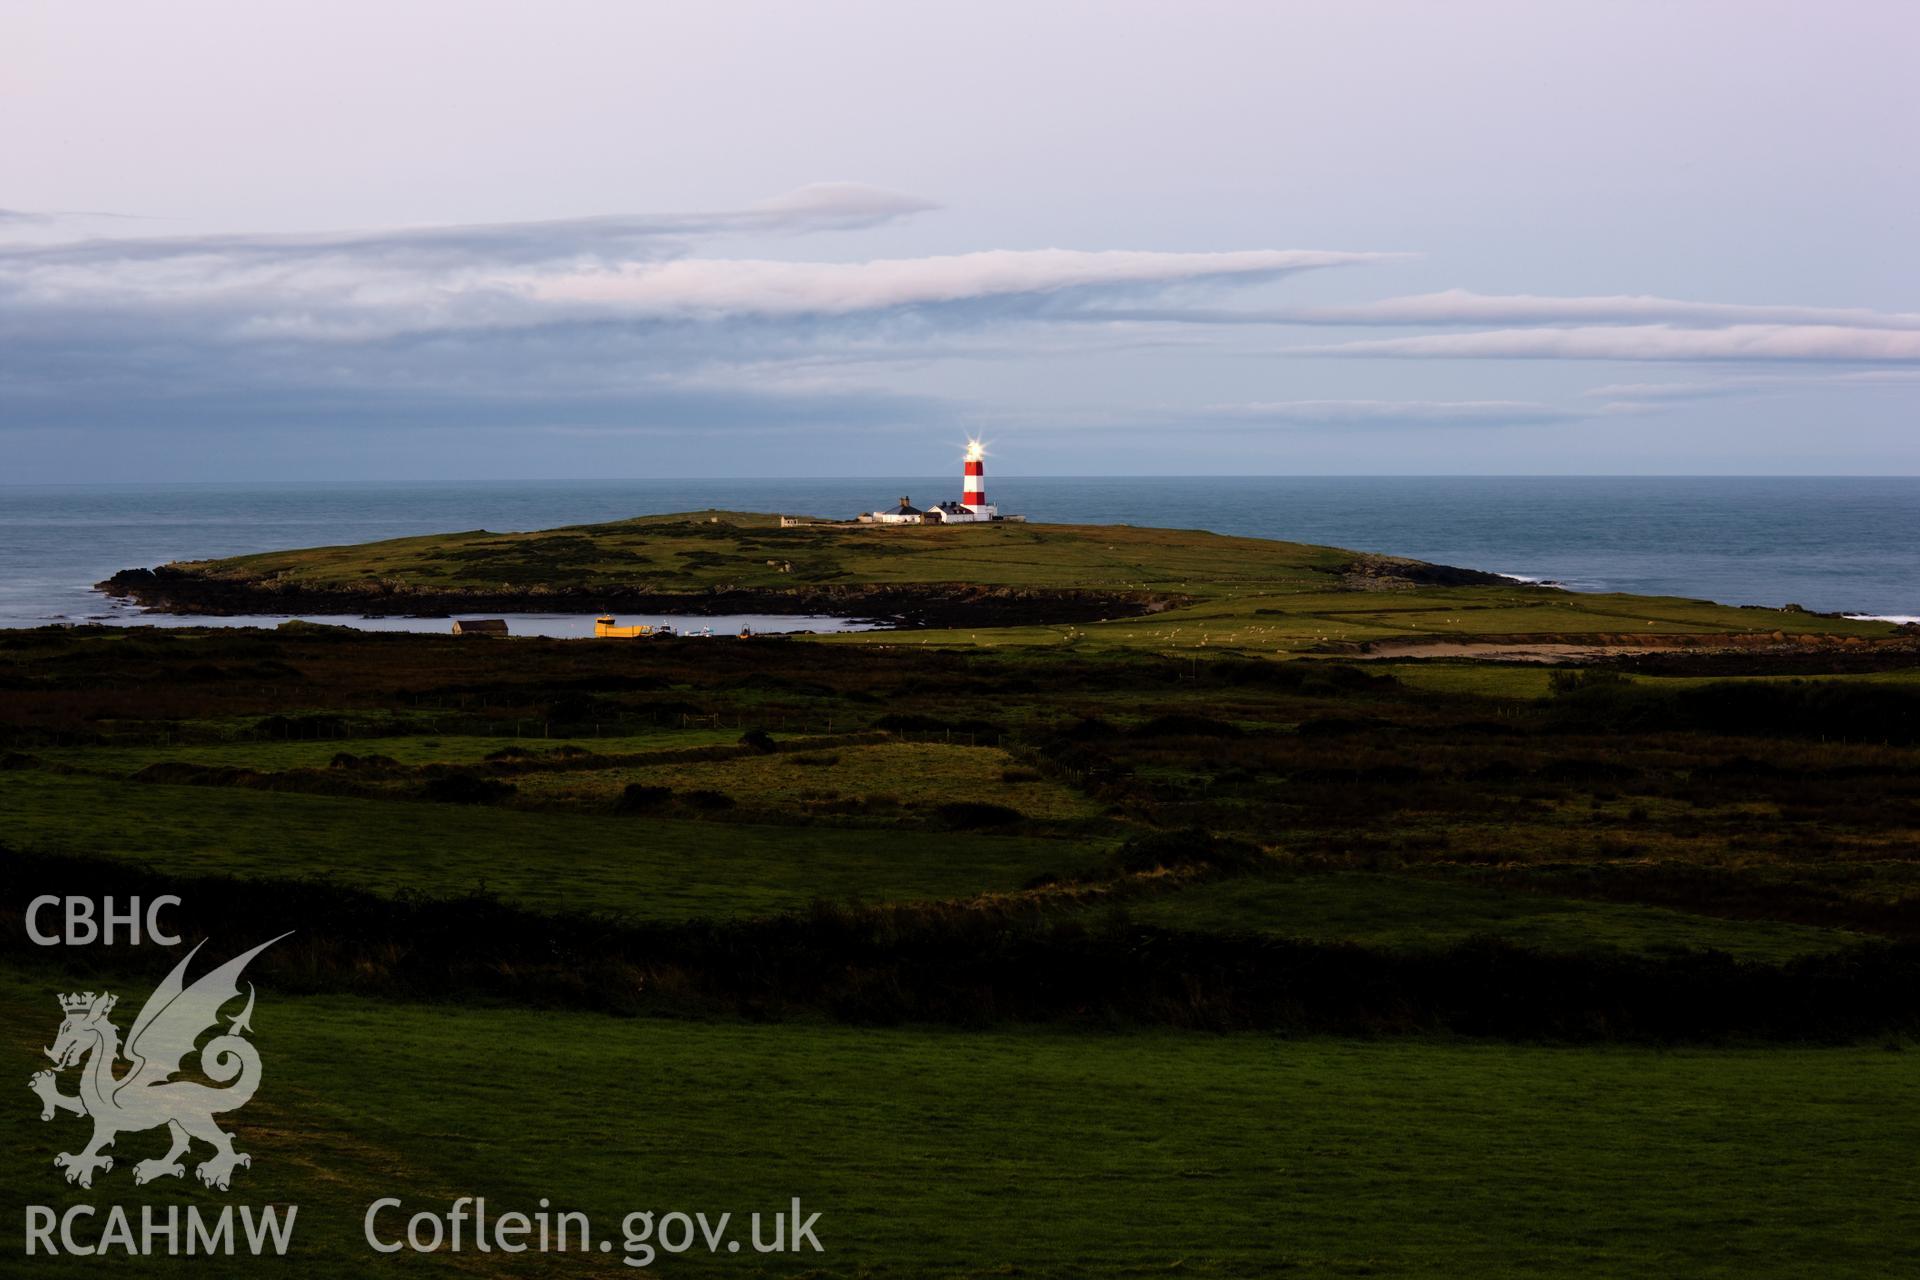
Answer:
[
  {"xmin": 422, "ymin": 774, "xmax": 516, "ymax": 805},
  {"xmin": 1201, "ymin": 657, "xmax": 1309, "ymax": 687},
  {"xmin": 252, "ymin": 713, "xmax": 351, "ymax": 739},
  {"xmin": 1297, "ymin": 716, "xmax": 1390, "ymax": 737},
  {"xmin": 1548, "ymin": 672, "xmax": 1920, "ymax": 744},
  {"xmin": 14, "ymin": 848, "xmax": 1916, "ymax": 1041},
  {"xmin": 614, "ymin": 784, "xmax": 672, "ymax": 812},
  {"xmin": 874, "ymin": 712, "xmax": 1003, "ymax": 737},
  {"xmin": 935, "ymin": 801, "xmax": 1023, "ymax": 829},
  {"xmin": 1109, "ymin": 827, "xmax": 1264, "ymax": 875},
  {"xmin": 1316, "ymin": 664, "xmax": 1401, "ymax": 691},
  {"xmin": 544, "ymin": 693, "xmax": 617, "ymax": 723},
  {"xmin": 1132, "ymin": 713, "xmax": 1243, "ymax": 738}
]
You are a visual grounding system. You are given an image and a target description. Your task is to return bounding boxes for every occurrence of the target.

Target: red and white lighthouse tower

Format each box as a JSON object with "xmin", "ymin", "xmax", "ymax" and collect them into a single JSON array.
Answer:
[
  {"xmin": 864, "ymin": 438, "xmax": 1014, "ymax": 523},
  {"xmin": 963, "ymin": 439, "xmax": 988, "ymax": 513}
]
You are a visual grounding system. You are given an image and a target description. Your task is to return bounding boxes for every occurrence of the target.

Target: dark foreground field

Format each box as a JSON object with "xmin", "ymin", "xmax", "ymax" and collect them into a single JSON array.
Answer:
[
  {"xmin": 3, "ymin": 619, "xmax": 1919, "ymax": 1275},
  {"xmin": 6, "ymin": 958, "xmax": 1917, "ymax": 1279}
]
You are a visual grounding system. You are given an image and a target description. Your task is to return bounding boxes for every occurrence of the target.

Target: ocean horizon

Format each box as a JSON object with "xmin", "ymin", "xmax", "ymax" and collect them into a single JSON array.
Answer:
[{"xmin": 3, "ymin": 475, "xmax": 1916, "ymax": 627}]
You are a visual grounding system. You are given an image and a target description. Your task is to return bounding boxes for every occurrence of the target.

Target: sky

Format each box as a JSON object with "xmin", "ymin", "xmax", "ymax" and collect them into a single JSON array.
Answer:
[{"xmin": 2, "ymin": 0, "xmax": 1916, "ymax": 480}]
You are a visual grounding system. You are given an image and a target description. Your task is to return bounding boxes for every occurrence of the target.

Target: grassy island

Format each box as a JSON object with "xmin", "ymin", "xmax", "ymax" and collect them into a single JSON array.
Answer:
[{"xmin": 100, "ymin": 509, "xmax": 1899, "ymax": 650}]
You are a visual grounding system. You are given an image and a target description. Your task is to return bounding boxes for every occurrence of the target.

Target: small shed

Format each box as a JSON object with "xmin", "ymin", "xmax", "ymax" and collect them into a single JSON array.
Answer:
[{"xmin": 451, "ymin": 618, "xmax": 509, "ymax": 636}]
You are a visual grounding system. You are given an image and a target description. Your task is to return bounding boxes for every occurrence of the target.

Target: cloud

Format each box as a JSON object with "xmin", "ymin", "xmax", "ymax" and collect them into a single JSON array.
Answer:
[
  {"xmin": 525, "ymin": 249, "xmax": 1386, "ymax": 319},
  {"xmin": 1064, "ymin": 289, "xmax": 1920, "ymax": 331},
  {"xmin": 0, "ymin": 207, "xmax": 151, "ymax": 227},
  {"xmin": 1295, "ymin": 324, "xmax": 1920, "ymax": 363},
  {"xmin": 1200, "ymin": 399, "xmax": 1592, "ymax": 428},
  {"xmin": 0, "ymin": 191, "xmax": 1392, "ymax": 437},
  {"xmin": 0, "ymin": 187, "xmax": 1384, "ymax": 347},
  {"xmin": 1300, "ymin": 290, "xmax": 1920, "ymax": 330},
  {"xmin": 0, "ymin": 182, "xmax": 936, "ymax": 271},
  {"xmin": 1583, "ymin": 369, "xmax": 1920, "ymax": 403},
  {"xmin": 747, "ymin": 182, "xmax": 939, "ymax": 225}
]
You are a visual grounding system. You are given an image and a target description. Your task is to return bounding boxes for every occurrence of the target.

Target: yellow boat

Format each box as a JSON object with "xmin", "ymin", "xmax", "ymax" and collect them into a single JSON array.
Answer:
[{"xmin": 593, "ymin": 614, "xmax": 655, "ymax": 638}]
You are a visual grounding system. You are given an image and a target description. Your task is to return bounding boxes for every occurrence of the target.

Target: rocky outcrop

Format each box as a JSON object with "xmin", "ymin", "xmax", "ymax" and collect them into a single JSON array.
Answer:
[{"xmin": 1330, "ymin": 555, "xmax": 1517, "ymax": 590}]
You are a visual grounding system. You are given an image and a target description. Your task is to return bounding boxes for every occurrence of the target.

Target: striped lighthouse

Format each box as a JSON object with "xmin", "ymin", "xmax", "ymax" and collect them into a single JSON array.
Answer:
[
  {"xmin": 861, "ymin": 438, "xmax": 1016, "ymax": 524},
  {"xmin": 963, "ymin": 439, "xmax": 987, "ymax": 512}
]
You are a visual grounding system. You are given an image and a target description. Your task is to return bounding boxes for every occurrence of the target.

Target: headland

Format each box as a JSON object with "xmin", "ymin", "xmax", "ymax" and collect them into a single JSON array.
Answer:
[{"xmin": 95, "ymin": 508, "xmax": 1903, "ymax": 654}]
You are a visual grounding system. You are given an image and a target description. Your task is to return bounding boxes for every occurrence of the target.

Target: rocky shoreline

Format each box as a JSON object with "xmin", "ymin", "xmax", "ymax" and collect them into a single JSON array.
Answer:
[
  {"xmin": 1333, "ymin": 553, "xmax": 1517, "ymax": 591},
  {"xmin": 95, "ymin": 565, "xmax": 1181, "ymax": 629}
]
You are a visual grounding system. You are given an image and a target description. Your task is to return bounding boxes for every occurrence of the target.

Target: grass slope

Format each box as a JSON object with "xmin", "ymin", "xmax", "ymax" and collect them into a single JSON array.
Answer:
[
  {"xmin": 0, "ymin": 772, "xmax": 1098, "ymax": 920},
  {"xmin": 168, "ymin": 511, "xmax": 1353, "ymax": 595},
  {"xmin": 1118, "ymin": 870, "xmax": 1864, "ymax": 961},
  {"xmin": 6, "ymin": 966, "xmax": 1917, "ymax": 1278}
]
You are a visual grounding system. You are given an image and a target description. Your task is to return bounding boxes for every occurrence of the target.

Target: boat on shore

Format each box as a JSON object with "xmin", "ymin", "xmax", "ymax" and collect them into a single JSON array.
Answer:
[{"xmin": 593, "ymin": 614, "xmax": 661, "ymax": 638}]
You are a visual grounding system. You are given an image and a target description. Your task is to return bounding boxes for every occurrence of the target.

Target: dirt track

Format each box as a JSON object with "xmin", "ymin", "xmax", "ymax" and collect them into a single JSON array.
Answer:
[{"xmin": 1342, "ymin": 633, "xmax": 1918, "ymax": 664}]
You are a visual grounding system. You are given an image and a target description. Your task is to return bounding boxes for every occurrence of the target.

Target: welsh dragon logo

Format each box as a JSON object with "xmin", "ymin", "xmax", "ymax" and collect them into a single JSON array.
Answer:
[{"xmin": 28, "ymin": 935, "xmax": 288, "ymax": 1191}]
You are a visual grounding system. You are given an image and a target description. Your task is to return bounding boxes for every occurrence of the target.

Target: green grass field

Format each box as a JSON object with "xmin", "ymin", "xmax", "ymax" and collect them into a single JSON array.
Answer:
[
  {"xmin": 165, "ymin": 512, "xmax": 1355, "ymax": 596},
  {"xmin": 508, "ymin": 741, "xmax": 1102, "ymax": 821},
  {"xmin": 6, "ymin": 763, "xmax": 1884, "ymax": 962},
  {"xmin": 6, "ymin": 964, "xmax": 1918, "ymax": 1278},
  {"xmin": 1117, "ymin": 871, "xmax": 1867, "ymax": 961},
  {"xmin": 1382, "ymin": 662, "xmax": 1920, "ymax": 700},
  {"xmin": 32, "ymin": 727, "xmax": 745, "ymax": 773},
  {"xmin": 0, "ymin": 771, "xmax": 1100, "ymax": 920}
]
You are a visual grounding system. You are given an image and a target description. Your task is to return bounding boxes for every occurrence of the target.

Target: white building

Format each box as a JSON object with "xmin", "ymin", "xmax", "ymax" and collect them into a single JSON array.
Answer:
[
  {"xmin": 924, "ymin": 500, "xmax": 990, "ymax": 523},
  {"xmin": 866, "ymin": 497, "xmax": 926, "ymax": 525},
  {"xmin": 862, "ymin": 441, "xmax": 1022, "ymax": 524}
]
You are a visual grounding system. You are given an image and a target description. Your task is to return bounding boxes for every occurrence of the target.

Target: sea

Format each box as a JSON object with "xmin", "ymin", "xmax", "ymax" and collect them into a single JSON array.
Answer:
[{"xmin": 0, "ymin": 477, "xmax": 1914, "ymax": 633}]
